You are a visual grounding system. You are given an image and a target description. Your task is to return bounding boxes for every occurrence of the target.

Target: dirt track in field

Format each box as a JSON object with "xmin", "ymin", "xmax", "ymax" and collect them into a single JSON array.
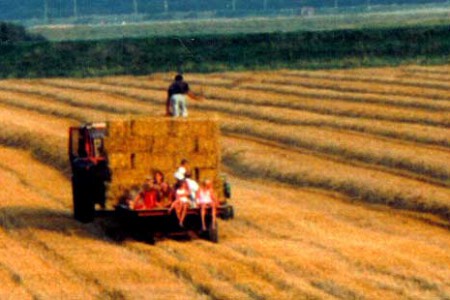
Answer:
[{"xmin": 0, "ymin": 64, "xmax": 449, "ymax": 299}]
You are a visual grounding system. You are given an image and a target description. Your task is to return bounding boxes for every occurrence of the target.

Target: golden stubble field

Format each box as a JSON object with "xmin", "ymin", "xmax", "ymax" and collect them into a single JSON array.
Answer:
[{"xmin": 0, "ymin": 64, "xmax": 449, "ymax": 299}]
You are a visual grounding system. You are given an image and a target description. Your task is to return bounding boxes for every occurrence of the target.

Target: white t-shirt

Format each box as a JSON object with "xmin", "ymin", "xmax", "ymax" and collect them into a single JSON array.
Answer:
[
  {"xmin": 174, "ymin": 166, "xmax": 186, "ymax": 180},
  {"xmin": 186, "ymin": 178, "xmax": 199, "ymax": 193}
]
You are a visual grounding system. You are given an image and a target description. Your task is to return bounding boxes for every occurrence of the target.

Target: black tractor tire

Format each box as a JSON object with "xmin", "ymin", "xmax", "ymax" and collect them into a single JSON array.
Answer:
[{"xmin": 72, "ymin": 177, "xmax": 95, "ymax": 223}]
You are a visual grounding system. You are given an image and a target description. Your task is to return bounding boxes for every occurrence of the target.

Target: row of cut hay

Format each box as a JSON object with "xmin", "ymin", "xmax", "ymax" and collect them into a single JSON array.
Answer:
[
  {"xmin": 340, "ymin": 65, "xmax": 450, "ymax": 85},
  {"xmin": 129, "ymin": 235, "xmax": 321, "ymax": 299},
  {"xmin": 19, "ymin": 78, "xmax": 448, "ymax": 183},
  {"xmin": 189, "ymin": 215, "xmax": 450, "ymax": 300},
  {"xmin": 222, "ymin": 136, "xmax": 450, "ymax": 221},
  {"xmin": 130, "ymin": 182, "xmax": 450, "ymax": 300},
  {"xmin": 236, "ymin": 80, "xmax": 450, "ymax": 112},
  {"xmin": 0, "ymin": 80, "xmax": 151, "ymax": 115},
  {"xmin": 37, "ymin": 78, "xmax": 450, "ymax": 147},
  {"xmin": 104, "ymin": 76, "xmax": 450, "ymax": 128},
  {"xmin": 261, "ymin": 74, "xmax": 450, "ymax": 103},
  {"xmin": 0, "ymin": 105, "xmax": 70, "ymax": 174},
  {"xmin": 3, "ymin": 81, "xmax": 447, "ymax": 188},
  {"xmin": 276, "ymin": 68, "xmax": 450, "ymax": 91},
  {"xmin": 185, "ymin": 74, "xmax": 450, "ymax": 111},
  {"xmin": 109, "ymin": 74, "xmax": 450, "ymax": 112},
  {"xmin": 0, "ymin": 172, "xmax": 98, "ymax": 299},
  {"xmin": 0, "ymin": 85, "xmax": 222, "ymax": 205},
  {"xmin": 222, "ymin": 118, "xmax": 450, "ymax": 185},
  {"xmin": 151, "ymin": 240, "xmax": 330, "ymax": 299},
  {"xmin": 3, "ymin": 132, "xmax": 449, "ymax": 300},
  {"xmin": 189, "ymin": 72, "xmax": 450, "ymax": 108},
  {"xmin": 83, "ymin": 78, "xmax": 450, "ymax": 148},
  {"xmin": 0, "ymin": 89, "xmax": 118, "ymax": 123},
  {"xmin": 0, "ymin": 150, "xmax": 203, "ymax": 300},
  {"xmin": 0, "ymin": 81, "xmax": 450, "ymax": 295},
  {"xmin": 403, "ymin": 65, "xmax": 450, "ymax": 76},
  {"xmin": 2, "ymin": 77, "xmax": 450, "ymax": 298},
  {"xmin": 0, "ymin": 97, "xmax": 223, "ymax": 207}
]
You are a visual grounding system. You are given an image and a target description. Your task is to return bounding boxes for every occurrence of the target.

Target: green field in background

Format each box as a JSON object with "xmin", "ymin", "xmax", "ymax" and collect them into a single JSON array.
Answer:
[{"xmin": 28, "ymin": 6, "xmax": 450, "ymax": 41}]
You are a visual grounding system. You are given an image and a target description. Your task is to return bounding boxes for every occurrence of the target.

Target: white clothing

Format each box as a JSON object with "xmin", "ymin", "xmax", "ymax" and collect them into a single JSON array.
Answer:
[
  {"xmin": 176, "ymin": 189, "xmax": 190, "ymax": 203},
  {"xmin": 174, "ymin": 166, "xmax": 186, "ymax": 180},
  {"xmin": 197, "ymin": 189, "xmax": 213, "ymax": 205},
  {"xmin": 170, "ymin": 94, "xmax": 188, "ymax": 117}
]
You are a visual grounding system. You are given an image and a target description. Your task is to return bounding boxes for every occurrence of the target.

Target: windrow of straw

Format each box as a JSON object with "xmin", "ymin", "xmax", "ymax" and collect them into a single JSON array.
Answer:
[{"xmin": 103, "ymin": 117, "xmax": 222, "ymax": 206}]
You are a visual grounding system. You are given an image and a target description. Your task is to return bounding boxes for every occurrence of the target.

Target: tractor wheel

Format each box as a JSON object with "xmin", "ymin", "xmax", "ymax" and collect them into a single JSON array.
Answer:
[
  {"xmin": 207, "ymin": 221, "xmax": 218, "ymax": 243},
  {"xmin": 72, "ymin": 177, "xmax": 95, "ymax": 223}
]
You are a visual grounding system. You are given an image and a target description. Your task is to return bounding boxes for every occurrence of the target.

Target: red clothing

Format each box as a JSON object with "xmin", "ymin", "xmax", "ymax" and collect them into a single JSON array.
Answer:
[
  {"xmin": 143, "ymin": 191, "xmax": 156, "ymax": 209},
  {"xmin": 134, "ymin": 191, "xmax": 156, "ymax": 210}
]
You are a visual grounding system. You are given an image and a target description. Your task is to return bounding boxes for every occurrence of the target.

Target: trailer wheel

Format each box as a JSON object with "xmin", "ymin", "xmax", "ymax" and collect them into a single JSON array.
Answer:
[
  {"xmin": 220, "ymin": 206, "xmax": 234, "ymax": 220},
  {"xmin": 207, "ymin": 221, "xmax": 218, "ymax": 243},
  {"xmin": 229, "ymin": 206, "xmax": 235, "ymax": 219},
  {"xmin": 72, "ymin": 177, "xmax": 95, "ymax": 223}
]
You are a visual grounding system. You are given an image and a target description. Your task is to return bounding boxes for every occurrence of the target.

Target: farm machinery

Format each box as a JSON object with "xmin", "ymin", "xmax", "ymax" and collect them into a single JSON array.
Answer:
[{"xmin": 68, "ymin": 117, "xmax": 234, "ymax": 243}]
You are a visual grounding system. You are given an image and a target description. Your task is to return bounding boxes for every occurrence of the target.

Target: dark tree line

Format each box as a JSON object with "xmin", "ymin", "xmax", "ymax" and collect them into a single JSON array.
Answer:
[
  {"xmin": 0, "ymin": 0, "xmax": 447, "ymax": 21},
  {"xmin": 1, "ymin": 24, "xmax": 448, "ymax": 78},
  {"xmin": 0, "ymin": 22, "xmax": 45, "ymax": 43}
]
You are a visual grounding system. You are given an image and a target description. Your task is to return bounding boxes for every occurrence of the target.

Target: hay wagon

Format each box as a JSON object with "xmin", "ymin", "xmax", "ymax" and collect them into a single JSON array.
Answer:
[{"xmin": 68, "ymin": 117, "xmax": 234, "ymax": 243}]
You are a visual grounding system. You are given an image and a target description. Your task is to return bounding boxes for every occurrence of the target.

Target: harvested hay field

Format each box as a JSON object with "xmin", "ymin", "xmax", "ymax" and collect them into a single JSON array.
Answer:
[{"xmin": 0, "ymin": 64, "xmax": 449, "ymax": 299}]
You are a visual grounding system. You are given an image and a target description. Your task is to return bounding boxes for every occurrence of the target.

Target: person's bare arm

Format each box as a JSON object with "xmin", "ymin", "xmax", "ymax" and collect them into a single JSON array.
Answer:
[{"xmin": 187, "ymin": 90, "xmax": 203, "ymax": 101}]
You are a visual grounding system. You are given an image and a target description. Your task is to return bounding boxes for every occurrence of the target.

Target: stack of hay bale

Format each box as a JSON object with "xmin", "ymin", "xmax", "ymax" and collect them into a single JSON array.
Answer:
[{"xmin": 103, "ymin": 116, "xmax": 222, "ymax": 207}]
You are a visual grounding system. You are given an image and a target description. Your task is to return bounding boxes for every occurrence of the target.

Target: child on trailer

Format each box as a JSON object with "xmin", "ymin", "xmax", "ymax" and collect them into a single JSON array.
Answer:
[
  {"xmin": 185, "ymin": 172, "xmax": 199, "ymax": 208},
  {"xmin": 196, "ymin": 179, "xmax": 218, "ymax": 231},
  {"xmin": 174, "ymin": 159, "xmax": 190, "ymax": 181},
  {"xmin": 130, "ymin": 182, "xmax": 156, "ymax": 210},
  {"xmin": 168, "ymin": 180, "xmax": 191, "ymax": 227}
]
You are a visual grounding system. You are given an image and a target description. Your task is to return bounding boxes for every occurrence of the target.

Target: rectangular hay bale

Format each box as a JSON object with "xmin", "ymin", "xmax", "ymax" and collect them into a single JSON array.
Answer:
[{"xmin": 104, "ymin": 117, "xmax": 222, "ymax": 205}]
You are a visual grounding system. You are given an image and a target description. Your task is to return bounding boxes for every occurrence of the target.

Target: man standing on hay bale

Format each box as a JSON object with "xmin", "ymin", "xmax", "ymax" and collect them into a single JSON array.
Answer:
[{"xmin": 166, "ymin": 74, "xmax": 201, "ymax": 117}]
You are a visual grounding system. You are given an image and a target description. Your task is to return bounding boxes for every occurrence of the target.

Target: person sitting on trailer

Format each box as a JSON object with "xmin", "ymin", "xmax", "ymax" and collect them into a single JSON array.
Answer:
[
  {"xmin": 168, "ymin": 180, "xmax": 191, "ymax": 227},
  {"xmin": 158, "ymin": 182, "xmax": 174, "ymax": 208},
  {"xmin": 174, "ymin": 159, "xmax": 190, "ymax": 182},
  {"xmin": 131, "ymin": 183, "xmax": 156, "ymax": 210},
  {"xmin": 196, "ymin": 179, "xmax": 218, "ymax": 231},
  {"xmin": 185, "ymin": 172, "xmax": 199, "ymax": 208},
  {"xmin": 149, "ymin": 170, "xmax": 165, "ymax": 203}
]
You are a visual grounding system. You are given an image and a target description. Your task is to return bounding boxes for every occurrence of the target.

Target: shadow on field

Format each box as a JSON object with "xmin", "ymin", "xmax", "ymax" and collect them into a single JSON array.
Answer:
[
  {"xmin": 0, "ymin": 206, "xmax": 114, "ymax": 241},
  {"xmin": 0, "ymin": 206, "xmax": 197, "ymax": 244}
]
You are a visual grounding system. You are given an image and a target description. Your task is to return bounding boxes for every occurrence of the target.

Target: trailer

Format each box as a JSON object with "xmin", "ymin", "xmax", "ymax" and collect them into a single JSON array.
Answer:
[{"xmin": 69, "ymin": 117, "xmax": 234, "ymax": 243}]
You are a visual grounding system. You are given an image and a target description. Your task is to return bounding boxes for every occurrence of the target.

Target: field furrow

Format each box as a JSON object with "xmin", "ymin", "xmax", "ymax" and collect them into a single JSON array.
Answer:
[
  {"xmin": 222, "ymin": 136, "xmax": 450, "ymax": 220},
  {"xmin": 0, "ymin": 66, "xmax": 449, "ymax": 299},
  {"xmin": 277, "ymin": 69, "xmax": 450, "ymax": 91},
  {"xmin": 98, "ymin": 76, "xmax": 450, "ymax": 127},
  {"xmin": 208, "ymin": 75, "xmax": 450, "ymax": 111},
  {"xmin": 0, "ymin": 80, "xmax": 160, "ymax": 116},
  {"xmin": 7, "ymin": 79, "xmax": 449, "ymax": 185},
  {"xmin": 1, "ymin": 101, "xmax": 449, "ymax": 223},
  {"xmin": 0, "ymin": 147, "xmax": 206, "ymax": 300},
  {"xmin": 222, "ymin": 118, "xmax": 450, "ymax": 185},
  {"xmin": 403, "ymin": 65, "xmax": 450, "ymax": 76},
  {"xmin": 0, "ymin": 89, "xmax": 118, "ymax": 122},
  {"xmin": 98, "ymin": 77, "xmax": 450, "ymax": 147},
  {"xmin": 42, "ymin": 77, "xmax": 450, "ymax": 149}
]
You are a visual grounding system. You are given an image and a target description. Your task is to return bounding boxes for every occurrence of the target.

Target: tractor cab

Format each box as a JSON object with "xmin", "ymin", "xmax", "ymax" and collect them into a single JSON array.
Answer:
[
  {"xmin": 69, "ymin": 123, "xmax": 111, "ymax": 222},
  {"xmin": 69, "ymin": 122, "xmax": 107, "ymax": 164}
]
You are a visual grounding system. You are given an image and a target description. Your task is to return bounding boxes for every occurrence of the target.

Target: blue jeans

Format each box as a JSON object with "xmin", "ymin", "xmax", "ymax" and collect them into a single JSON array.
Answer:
[{"xmin": 170, "ymin": 94, "xmax": 187, "ymax": 117}]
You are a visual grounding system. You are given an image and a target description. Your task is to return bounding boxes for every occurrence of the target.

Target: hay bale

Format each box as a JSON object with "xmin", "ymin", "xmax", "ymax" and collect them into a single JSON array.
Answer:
[{"xmin": 103, "ymin": 117, "xmax": 222, "ymax": 206}]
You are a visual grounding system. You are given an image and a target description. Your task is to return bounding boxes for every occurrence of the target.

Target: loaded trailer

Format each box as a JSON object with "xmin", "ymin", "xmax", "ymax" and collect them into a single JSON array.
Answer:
[{"xmin": 68, "ymin": 117, "xmax": 234, "ymax": 243}]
